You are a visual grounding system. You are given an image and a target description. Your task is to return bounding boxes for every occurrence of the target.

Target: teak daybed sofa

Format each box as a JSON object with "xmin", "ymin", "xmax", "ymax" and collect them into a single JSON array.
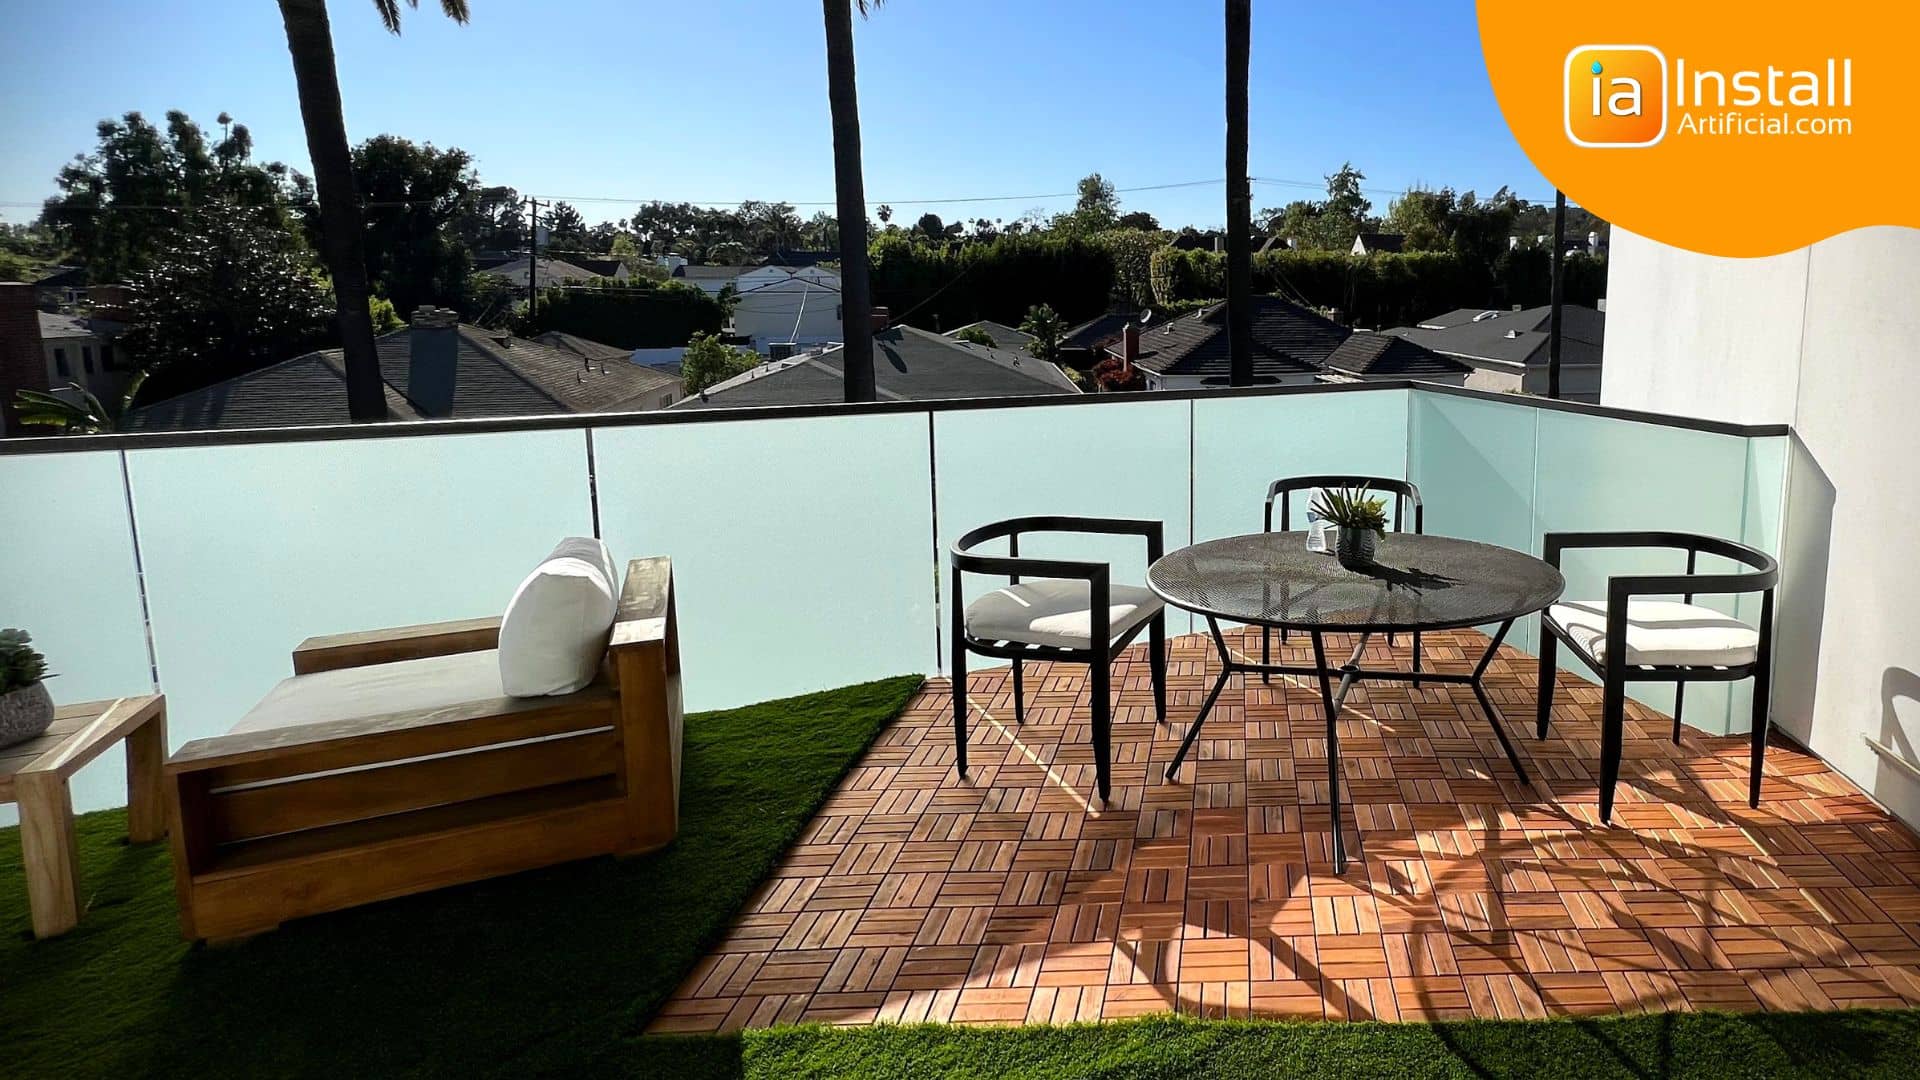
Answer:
[{"xmin": 164, "ymin": 549, "xmax": 682, "ymax": 942}]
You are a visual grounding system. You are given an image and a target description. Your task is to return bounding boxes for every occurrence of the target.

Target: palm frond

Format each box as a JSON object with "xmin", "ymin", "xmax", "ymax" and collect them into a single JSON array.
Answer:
[
  {"xmin": 1309, "ymin": 485, "xmax": 1389, "ymax": 538},
  {"xmin": 373, "ymin": 0, "xmax": 469, "ymax": 35},
  {"xmin": 855, "ymin": 0, "xmax": 883, "ymax": 16}
]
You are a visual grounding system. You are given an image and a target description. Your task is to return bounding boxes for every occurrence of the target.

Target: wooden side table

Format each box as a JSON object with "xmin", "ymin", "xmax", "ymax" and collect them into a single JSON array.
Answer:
[{"xmin": 1, "ymin": 695, "xmax": 167, "ymax": 938}]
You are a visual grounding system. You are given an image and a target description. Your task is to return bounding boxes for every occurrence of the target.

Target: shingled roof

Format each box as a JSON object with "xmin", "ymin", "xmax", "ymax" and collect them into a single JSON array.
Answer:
[
  {"xmin": 1321, "ymin": 332, "xmax": 1470, "ymax": 378},
  {"xmin": 123, "ymin": 325, "xmax": 680, "ymax": 432},
  {"xmin": 1111, "ymin": 296, "xmax": 1350, "ymax": 380},
  {"xmin": 679, "ymin": 325, "xmax": 1077, "ymax": 409}
]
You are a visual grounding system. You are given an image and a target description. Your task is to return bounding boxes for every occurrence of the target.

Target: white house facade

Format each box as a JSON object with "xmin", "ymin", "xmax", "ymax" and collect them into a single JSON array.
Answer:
[{"xmin": 729, "ymin": 265, "xmax": 843, "ymax": 355}]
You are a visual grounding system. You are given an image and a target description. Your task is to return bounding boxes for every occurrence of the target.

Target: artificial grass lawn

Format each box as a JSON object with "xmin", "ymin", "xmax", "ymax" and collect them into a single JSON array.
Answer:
[
  {"xmin": 5, "ymin": 673, "xmax": 1919, "ymax": 1079},
  {"xmin": 1, "ymin": 675, "xmax": 924, "ymax": 1078}
]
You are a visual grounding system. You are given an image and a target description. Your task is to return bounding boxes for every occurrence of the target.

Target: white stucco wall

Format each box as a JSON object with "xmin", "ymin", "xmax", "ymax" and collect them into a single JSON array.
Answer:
[
  {"xmin": 732, "ymin": 267, "xmax": 844, "ymax": 354},
  {"xmin": 1603, "ymin": 225, "xmax": 1920, "ymax": 826}
]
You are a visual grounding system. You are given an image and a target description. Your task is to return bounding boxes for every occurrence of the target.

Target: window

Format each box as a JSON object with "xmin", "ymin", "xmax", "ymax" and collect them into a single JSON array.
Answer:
[
  {"xmin": 659, "ymin": 393, "xmax": 675, "ymax": 409},
  {"xmin": 82, "ymin": 346, "xmax": 94, "ymax": 374},
  {"xmin": 101, "ymin": 344, "xmax": 116, "ymax": 371},
  {"xmin": 53, "ymin": 347, "xmax": 69, "ymax": 377}
]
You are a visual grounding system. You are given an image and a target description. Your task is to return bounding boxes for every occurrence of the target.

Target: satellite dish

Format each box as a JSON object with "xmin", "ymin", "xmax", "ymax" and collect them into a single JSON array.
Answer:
[{"xmin": 1139, "ymin": 309, "xmax": 1154, "ymax": 326}]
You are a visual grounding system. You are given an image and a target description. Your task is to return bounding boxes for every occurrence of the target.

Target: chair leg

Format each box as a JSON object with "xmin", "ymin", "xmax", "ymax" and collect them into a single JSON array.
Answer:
[
  {"xmin": 1535, "ymin": 630, "xmax": 1559, "ymax": 740},
  {"xmin": 1090, "ymin": 659, "xmax": 1112, "ymax": 804},
  {"xmin": 1012, "ymin": 658, "xmax": 1026, "ymax": 726},
  {"xmin": 1749, "ymin": 674, "xmax": 1771, "ymax": 809},
  {"xmin": 1261, "ymin": 626, "xmax": 1271, "ymax": 683},
  {"xmin": 1412, "ymin": 630, "xmax": 1423, "ymax": 691},
  {"xmin": 952, "ymin": 644, "xmax": 969, "ymax": 777},
  {"xmin": 1670, "ymin": 684, "xmax": 1686, "ymax": 744},
  {"xmin": 1599, "ymin": 675, "xmax": 1626, "ymax": 824},
  {"xmin": 1149, "ymin": 614, "xmax": 1168, "ymax": 725}
]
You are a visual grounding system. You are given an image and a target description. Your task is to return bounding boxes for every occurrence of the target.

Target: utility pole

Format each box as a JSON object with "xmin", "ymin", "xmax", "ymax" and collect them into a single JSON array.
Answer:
[
  {"xmin": 1548, "ymin": 190, "xmax": 1565, "ymax": 400},
  {"xmin": 525, "ymin": 196, "xmax": 543, "ymax": 320}
]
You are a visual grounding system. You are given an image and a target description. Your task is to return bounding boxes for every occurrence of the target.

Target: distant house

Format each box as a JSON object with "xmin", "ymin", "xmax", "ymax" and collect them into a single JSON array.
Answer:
[
  {"xmin": 677, "ymin": 322, "xmax": 1077, "ymax": 409},
  {"xmin": 121, "ymin": 311, "xmax": 682, "ymax": 432},
  {"xmin": 1100, "ymin": 295, "xmax": 1468, "ymax": 390},
  {"xmin": 670, "ymin": 264, "xmax": 742, "ymax": 296},
  {"xmin": 729, "ymin": 264, "xmax": 843, "ymax": 356},
  {"xmin": 1059, "ymin": 312, "xmax": 1133, "ymax": 369},
  {"xmin": 1383, "ymin": 304, "xmax": 1605, "ymax": 402},
  {"xmin": 33, "ymin": 266, "xmax": 89, "ymax": 308},
  {"xmin": 477, "ymin": 256, "xmax": 626, "ymax": 290},
  {"xmin": 944, "ymin": 320, "xmax": 1036, "ymax": 357},
  {"xmin": 38, "ymin": 310, "xmax": 130, "ymax": 405},
  {"xmin": 1350, "ymin": 233, "xmax": 1405, "ymax": 256}
]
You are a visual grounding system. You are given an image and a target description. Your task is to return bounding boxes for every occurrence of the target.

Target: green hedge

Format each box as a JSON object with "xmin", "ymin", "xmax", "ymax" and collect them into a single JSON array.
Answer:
[
  {"xmin": 868, "ymin": 233, "xmax": 1116, "ymax": 330},
  {"xmin": 512, "ymin": 278, "xmax": 726, "ymax": 348}
]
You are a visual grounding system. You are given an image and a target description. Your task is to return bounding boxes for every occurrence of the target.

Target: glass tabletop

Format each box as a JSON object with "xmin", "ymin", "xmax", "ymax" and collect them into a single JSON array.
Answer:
[{"xmin": 1147, "ymin": 531, "xmax": 1565, "ymax": 633}]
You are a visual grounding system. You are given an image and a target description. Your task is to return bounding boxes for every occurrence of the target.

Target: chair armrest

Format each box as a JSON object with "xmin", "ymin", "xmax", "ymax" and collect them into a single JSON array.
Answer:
[
  {"xmin": 610, "ymin": 556, "xmax": 676, "ymax": 656},
  {"xmin": 292, "ymin": 616, "xmax": 502, "ymax": 675}
]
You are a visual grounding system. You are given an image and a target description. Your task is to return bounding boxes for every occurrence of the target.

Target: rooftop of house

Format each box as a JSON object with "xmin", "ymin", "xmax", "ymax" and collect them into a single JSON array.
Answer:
[
  {"xmin": 1353, "ymin": 232, "xmax": 1406, "ymax": 253},
  {"xmin": 1061, "ymin": 312, "xmax": 1133, "ymax": 352},
  {"xmin": 532, "ymin": 330, "xmax": 635, "ymax": 365},
  {"xmin": 944, "ymin": 320, "xmax": 1035, "ymax": 353},
  {"xmin": 1320, "ymin": 331, "xmax": 1469, "ymax": 378},
  {"xmin": 1109, "ymin": 296, "xmax": 1350, "ymax": 380},
  {"xmin": 1386, "ymin": 304, "xmax": 1606, "ymax": 369},
  {"xmin": 32, "ymin": 265, "xmax": 88, "ymax": 289},
  {"xmin": 474, "ymin": 257, "xmax": 609, "ymax": 288},
  {"xmin": 121, "ymin": 324, "xmax": 679, "ymax": 432},
  {"xmin": 37, "ymin": 311, "xmax": 122, "ymax": 340},
  {"xmin": 678, "ymin": 325, "xmax": 1078, "ymax": 409},
  {"xmin": 672, "ymin": 265, "xmax": 744, "ymax": 282}
]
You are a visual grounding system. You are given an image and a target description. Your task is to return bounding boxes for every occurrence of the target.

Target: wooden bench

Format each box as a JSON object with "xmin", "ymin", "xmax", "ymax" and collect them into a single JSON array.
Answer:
[
  {"xmin": 164, "ymin": 556, "xmax": 683, "ymax": 942},
  {"xmin": 2, "ymin": 694, "xmax": 168, "ymax": 938}
]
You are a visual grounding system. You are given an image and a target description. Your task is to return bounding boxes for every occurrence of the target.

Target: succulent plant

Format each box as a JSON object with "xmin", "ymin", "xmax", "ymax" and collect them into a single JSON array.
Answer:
[
  {"xmin": 0, "ymin": 629, "xmax": 50, "ymax": 694},
  {"xmin": 1310, "ymin": 485, "xmax": 1389, "ymax": 539}
]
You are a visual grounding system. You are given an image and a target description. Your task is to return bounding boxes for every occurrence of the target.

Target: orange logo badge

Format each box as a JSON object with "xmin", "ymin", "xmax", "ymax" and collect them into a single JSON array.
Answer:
[{"xmin": 1565, "ymin": 45, "xmax": 1667, "ymax": 148}]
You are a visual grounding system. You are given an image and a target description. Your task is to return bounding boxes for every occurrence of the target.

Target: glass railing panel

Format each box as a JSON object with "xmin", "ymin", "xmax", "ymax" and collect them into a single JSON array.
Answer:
[
  {"xmin": 1532, "ymin": 408, "xmax": 1755, "ymax": 732},
  {"xmin": 1408, "ymin": 391, "xmax": 1543, "ymax": 651},
  {"xmin": 125, "ymin": 430, "xmax": 594, "ymax": 759},
  {"xmin": 594, "ymin": 411, "xmax": 937, "ymax": 710},
  {"xmin": 0, "ymin": 451, "xmax": 153, "ymax": 816},
  {"xmin": 934, "ymin": 399, "xmax": 1193, "ymax": 661},
  {"xmin": 1191, "ymin": 388, "xmax": 1411, "ymax": 543}
]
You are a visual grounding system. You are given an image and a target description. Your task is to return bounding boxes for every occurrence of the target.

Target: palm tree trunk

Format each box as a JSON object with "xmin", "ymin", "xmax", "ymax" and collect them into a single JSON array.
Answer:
[
  {"xmin": 278, "ymin": 0, "xmax": 384, "ymax": 421},
  {"xmin": 823, "ymin": 0, "xmax": 876, "ymax": 402},
  {"xmin": 1224, "ymin": 0, "xmax": 1254, "ymax": 387}
]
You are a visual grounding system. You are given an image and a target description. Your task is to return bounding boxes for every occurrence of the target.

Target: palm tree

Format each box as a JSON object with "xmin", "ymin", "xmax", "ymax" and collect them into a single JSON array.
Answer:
[
  {"xmin": 823, "ymin": 1, "xmax": 879, "ymax": 402},
  {"xmin": 276, "ymin": 0, "xmax": 469, "ymax": 422},
  {"xmin": 1224, "ymin": 0, "xmax": 1253, "ymax": 386},
  {"xmin": 13, "ymin": 373, "xmax": 149, "ymax": 435}
]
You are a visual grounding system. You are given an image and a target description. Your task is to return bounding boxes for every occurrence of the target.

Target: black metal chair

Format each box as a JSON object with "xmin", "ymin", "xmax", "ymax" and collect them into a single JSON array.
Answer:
[
  {"xmin": 1262, "ymin": 475, "xmax": 1425, "ymax": 684},
  {"xmin": 1535, "ymin": 531, "xmax": 1779, "ymax": 822},
  {"xmin": 950, "ymin": 517, "xmax": 1168, "ymax": 803}
]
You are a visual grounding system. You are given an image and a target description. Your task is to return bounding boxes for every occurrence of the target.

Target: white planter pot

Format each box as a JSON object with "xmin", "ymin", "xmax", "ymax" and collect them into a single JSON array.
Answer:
[{"xmin": 0, "ymin": 682, "xmax": 55, "ymax": 750}]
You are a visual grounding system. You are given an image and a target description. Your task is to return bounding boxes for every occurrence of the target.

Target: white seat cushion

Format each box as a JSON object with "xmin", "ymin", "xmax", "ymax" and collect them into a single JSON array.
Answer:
[
  {"xmin": 1547, "ymin": 599, "xmax": 1759, "ymax": 667},
  {"xmin": 964, "ymin": 579, "xmax": 1162, "ymax": 651},
  {"xmin": 498, "ymin": 538, "xmax": 619, "ymax": 696}
]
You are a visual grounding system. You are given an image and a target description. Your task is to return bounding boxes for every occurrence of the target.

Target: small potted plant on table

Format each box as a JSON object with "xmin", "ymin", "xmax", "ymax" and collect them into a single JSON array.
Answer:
[
  {"xmin": 1311, "ymin": 486, "xmax": 1389, "ymax": 569},
  {"xmin": 0, "ymin": 629, "xmax": 54, "ymax": 750}
]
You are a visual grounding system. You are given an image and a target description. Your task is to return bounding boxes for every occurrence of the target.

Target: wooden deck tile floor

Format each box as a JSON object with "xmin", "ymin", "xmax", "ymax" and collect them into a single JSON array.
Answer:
[{"xmin": 652, "ymin": 628, "xmax": 1920, "ymax": 1032}]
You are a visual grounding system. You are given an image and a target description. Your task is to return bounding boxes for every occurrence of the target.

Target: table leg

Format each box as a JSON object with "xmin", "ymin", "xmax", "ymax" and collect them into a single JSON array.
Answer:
[
  {"xmin": 1165, "ymin": 617, "xmax": 1235, "ymax": 780},
  {"xmin": 126, "ymin": 701, "xmax": 168, "ymax": 843},
  {"xmin": 1310, "ymin": 632, "xmax": 1369, "ymax": 875},
  {"xmin": 1468, "ymin": 619, "xmax": 1532, "ymax": 786},
  {"xmin": 16, "ymin": 770, "xmax": 82, "ymax": 938}
]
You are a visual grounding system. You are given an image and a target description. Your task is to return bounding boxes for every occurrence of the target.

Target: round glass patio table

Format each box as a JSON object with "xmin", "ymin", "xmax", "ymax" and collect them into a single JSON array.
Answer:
[{"xmin": 1147, "ymin": 531, "xmax": 1564, "ymax": 872}]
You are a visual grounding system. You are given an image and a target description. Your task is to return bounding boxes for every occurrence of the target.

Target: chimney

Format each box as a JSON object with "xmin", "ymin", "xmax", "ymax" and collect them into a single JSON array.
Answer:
[
  {"xmin": 870, "ymin": 305, "xmax": 891, "ymax": 335},
  {"xmin": 407, "ymin": 305, "xmax": 459, "ymax": 418},
  {"xmin": 1120, "ymin": 322, "xmax": 1140, "ymax": 376},
  {"xmin": 0, "ymin": 282, "xmax": 49, "ymax": 436}
]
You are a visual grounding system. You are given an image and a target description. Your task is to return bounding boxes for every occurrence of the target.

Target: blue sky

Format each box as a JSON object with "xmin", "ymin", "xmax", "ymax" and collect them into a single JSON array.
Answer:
[{"xmin": 0, "ymin": 0, "xmax": 1554, "ymax": 231}]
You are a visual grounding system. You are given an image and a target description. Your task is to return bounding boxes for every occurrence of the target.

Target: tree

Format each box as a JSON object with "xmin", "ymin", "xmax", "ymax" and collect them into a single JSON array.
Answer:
[
  {"xmin": 12, "ymin": 373, "xmax": 148, "ymax": 434},
  {"xmin": 954, "ymin": 325, "xmax": 996, "ymax": 347},
  {"xmin": 913, "ymin": 212, "xmax": 946, "ymax": 239},
  {"xmin": 1053, "ymin": 173, "xmax": 1120, "ymax": 234},
  {"xmin": 344, "ymin": 135, "xmax": 478, "ymax": 317},
  {"xmin": 1257, "ymin": 162, "xmax": 1380, "ymax": 252},
  {"xmin": 876, "ymin": 204, "xmax": 893, "ymax": 224},
  {"xmin": 1224, "ymin": 0, "xmax": 1253, "ymax": 386},
  {"xmin": 681, "ymin": 331, "xmax": 760, "ymax": 395},
  {"xmin": 276, "ymin": 0, "xmax": 469, "ymax": 422},
  {"xmin": 1019, "ymin": 303, "xmax": 1065, "ymax": 364},
  {"xmin": 544, "ymin": 200, "xmax": 588, "ymax": 252},
  {"xmin": 41, "ymin": 110, "xmax": 302, "ymax": 282},
  {"xmin": 119, "ymin": 201, "xmax": 333, "ymax": 398},
  {"xmin": 824, "ymin": 0, "xmax": 881, "ymax": 402},
  {"xmin": 1117, "ymin": 211, "xmax": 1161, "ymax": 231}
]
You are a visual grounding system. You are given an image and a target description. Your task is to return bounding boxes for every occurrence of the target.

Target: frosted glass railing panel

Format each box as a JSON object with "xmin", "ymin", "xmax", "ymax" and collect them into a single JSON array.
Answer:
[
  {"xmin": 127, "ymin": 431, "xmax": 593, "ymax": 757},
  {"xmin": 1191, "ymin": 388, "xmax": 1410, "ymax": 544},
  {"xmin": 935, "ymin": 400, "xmax": 1192, "ymax": 662},
  {"xmin": 1533, "ymin": 409, "xmax": 1753, "ymax": 733},
  {"xmin": 594, "ymin": 412, "xmax": 936, "ymax": 710},
  {"xmin": 1408, "ymin": 392, "xmax": 1542, "ymax": 652},
  {"xmin": 1725, "ymin": 434, "xmax": 1791, "ymax": 730},
  {"xmin": 0, "ymin": 451, "xmax": 153, "ymax": 816}
]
